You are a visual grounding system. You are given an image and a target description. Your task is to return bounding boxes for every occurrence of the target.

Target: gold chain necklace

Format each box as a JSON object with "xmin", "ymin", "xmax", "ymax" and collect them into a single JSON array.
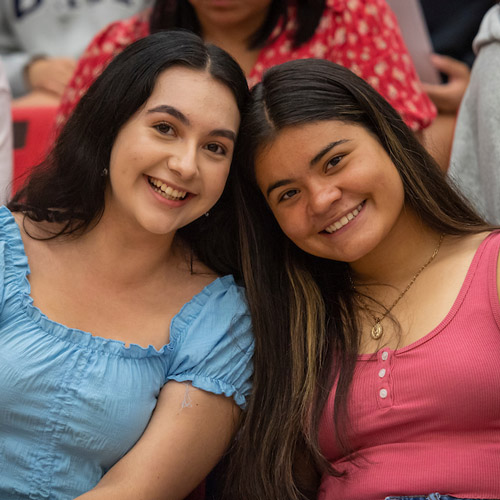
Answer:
[{"xmin": 350, "ymin": 234, "xmax": 445, "ymax": 341}]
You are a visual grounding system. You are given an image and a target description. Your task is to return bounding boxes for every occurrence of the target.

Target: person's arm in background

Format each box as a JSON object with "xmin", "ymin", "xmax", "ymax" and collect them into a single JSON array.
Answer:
[
  {"xmin": 416, "ymin": 0, "xmax": 495, "ymax": 170},
  {"xmin": 0, "ymin": 59, "xmax": 13, "ymax": 205},
  {"xmin": 421, "ymin": 54, "xmax": 470, "ymax": 114},
  {"xmin": 22, "ymin": 56, "xmax": 77, "ymax": 99},
  {"xmin": 418, "ymin": 54, "xmax": 471, "ymax": 171},
  {"xmin": 0, "ymin": 2, "xmax": 76, "ymax": 106}
]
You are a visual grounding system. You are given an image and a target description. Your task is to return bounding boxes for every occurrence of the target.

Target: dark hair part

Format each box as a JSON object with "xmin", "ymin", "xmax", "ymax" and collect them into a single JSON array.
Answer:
[
  {"xmin": 223, "ymin": 58, "xmax": 491, "ymax": 499},
  {"xmin": 9, "ymin": 30, "xmax": 249, "ymax": 278},
  {"xmin": 150, "ymin": 0, "xmax": 326, "ymax": 49}
]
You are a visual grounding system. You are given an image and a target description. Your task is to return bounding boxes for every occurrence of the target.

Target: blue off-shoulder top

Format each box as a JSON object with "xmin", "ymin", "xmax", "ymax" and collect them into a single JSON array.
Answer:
[{"xmin": 0, "ymin": 206, "xmax": 254, "ymax": 499}]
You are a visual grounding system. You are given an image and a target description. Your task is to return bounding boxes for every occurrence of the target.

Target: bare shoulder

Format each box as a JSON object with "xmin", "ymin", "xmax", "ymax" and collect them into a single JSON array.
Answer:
[
  {"xmin": 442, "ymin": 231, "xmax": 493, "ymax": 259},
  {"xmin": 432, "ymin": 231, "xmax": 493, "ymax": 292}
]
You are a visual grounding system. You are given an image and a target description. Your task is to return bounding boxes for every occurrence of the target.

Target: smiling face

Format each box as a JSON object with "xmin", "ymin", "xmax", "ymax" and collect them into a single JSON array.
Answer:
[
  {"xmin": 106, "ymin": 65, "xmax": 240, "ymax": 238},
  {"xmin": 255, "ymin": 121, "xmax": 407, "ymax": 264}
]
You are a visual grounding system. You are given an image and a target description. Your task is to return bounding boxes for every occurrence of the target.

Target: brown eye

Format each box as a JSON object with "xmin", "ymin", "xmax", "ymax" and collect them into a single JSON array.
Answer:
[
  {"xmin": 279, "ymin": 189, "xmax": 299, "ymax": 202},
  {"xmin": 154, "ymin": 122, "xmax": 174, "ymax": 135},
  {"xmin": 205, "ymin": 143, "xmax": 227, "ymax": 156},
  {"xmin": 325, "ymin": 155, "xmax": 343, "ymax": 172}
]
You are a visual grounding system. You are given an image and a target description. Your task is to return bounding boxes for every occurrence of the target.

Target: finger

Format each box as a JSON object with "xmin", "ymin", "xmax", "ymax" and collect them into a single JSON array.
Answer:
[
  {"xmin": 421, "ymin": 83, "xmax": 449, "ymax": 100},
  {"xmin": 429, "ymin": 54, "xmax": 470, "ymax": 79},
  {"xmin": 421, "ymin": 82, "xmax": 464, "ymax": 113}
]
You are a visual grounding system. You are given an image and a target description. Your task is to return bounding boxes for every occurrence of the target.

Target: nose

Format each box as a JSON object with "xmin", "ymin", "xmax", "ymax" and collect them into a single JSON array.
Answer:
[
  {"xmin": 167, "ymin": 143, "xmax": 198, "ymax": 180},
  {"xmin": 308, "ymin": 182, "xmax": 342, "ymax": 216}
]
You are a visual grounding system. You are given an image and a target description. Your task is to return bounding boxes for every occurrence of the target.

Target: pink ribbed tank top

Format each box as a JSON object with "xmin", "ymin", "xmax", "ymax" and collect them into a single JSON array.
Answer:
[{"xmin": 318, "ymin": 232, "xmax": 500, "ymax": 500}]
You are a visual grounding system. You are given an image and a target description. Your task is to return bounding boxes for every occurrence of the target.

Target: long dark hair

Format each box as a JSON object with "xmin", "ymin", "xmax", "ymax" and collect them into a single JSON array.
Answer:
[
  {"xmin": 223, "ymin": 58, "xmax": 490, "ymax": 499},
  {"xmin": 150, "ymin": 0, "xmax": 326, "ymax": 49},
  {"xmin": 9, "ymin": 30, "xmax": 249, "ymax": 278}
]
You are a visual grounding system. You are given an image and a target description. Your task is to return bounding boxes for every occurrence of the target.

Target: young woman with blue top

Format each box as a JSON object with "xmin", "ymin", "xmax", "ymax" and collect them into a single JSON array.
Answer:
[{"xmin": 0, "ymin": 30, "xmax": 253, "ymax": 499}]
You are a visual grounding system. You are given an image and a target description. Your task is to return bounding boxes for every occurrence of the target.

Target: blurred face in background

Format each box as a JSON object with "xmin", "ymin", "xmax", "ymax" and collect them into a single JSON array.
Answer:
[{"xmin": 188, "ymin": 0, "xmax": 273, "ymax": 32}]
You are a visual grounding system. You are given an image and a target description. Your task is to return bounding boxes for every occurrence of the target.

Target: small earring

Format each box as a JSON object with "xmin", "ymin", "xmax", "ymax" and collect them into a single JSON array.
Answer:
[
  {"xmin": 204, "ymin": 212, "xmax": 210, "ymax": 217},
  {"xmin": 101, "ymin": 167, "xmax": 109, "ymax": 177}
]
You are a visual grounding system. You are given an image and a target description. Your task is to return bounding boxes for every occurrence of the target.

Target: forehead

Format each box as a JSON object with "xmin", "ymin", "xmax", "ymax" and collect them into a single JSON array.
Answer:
[{"xmin": 144, "ymin": 66, "xmax": 240, "ymax": 126}]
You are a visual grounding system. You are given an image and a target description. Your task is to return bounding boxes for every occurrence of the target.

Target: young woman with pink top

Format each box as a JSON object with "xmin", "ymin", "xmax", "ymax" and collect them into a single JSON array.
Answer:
[{"xmin": 222, "ymin": 58, "xmax": 500, "ymax": 500}]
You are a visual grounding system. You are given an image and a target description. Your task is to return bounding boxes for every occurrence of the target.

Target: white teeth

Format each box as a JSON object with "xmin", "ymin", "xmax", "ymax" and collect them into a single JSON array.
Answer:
[
  {"xmin": 324, "ymin": 203, "xmax": 363, "ymax": 233},
  {"xmin": 148, "ymin": 177, "xmax": 187, "ymax": 201}
]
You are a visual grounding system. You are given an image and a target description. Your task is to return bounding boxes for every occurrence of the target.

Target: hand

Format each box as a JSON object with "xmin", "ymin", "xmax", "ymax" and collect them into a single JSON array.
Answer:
[
  {"xmin": 25, "ymin": 57, "xmax": 77, "ymax": 96},
  {"xmin": 421, "ymin": 54, "xmax": 470, "ymax": 114}
]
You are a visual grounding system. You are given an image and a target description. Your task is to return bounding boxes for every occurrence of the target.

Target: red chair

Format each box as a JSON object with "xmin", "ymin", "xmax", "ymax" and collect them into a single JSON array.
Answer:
[{"xmin": 12, "ymin": 106, "xmax": 58, "ymax": 195}]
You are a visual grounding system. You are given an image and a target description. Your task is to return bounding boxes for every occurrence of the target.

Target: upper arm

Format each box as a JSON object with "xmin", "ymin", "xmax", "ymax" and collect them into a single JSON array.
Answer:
[{"xmin": 77, "ymin": 380, "xmax": 240, "ymax": 500}]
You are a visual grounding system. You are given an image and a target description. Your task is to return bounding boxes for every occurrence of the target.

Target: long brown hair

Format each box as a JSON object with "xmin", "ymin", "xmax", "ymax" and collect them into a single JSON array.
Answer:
[
  {"xmin": 223, "ymin": 58, "xmax": 491, "ymax": 499},
  {"xmin": 9, "ymin": 31, "xmax": 249, "ymax": 278}
]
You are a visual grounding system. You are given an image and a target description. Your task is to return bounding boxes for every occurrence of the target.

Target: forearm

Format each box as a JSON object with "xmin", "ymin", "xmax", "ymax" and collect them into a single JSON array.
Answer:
[
  {"xmin": 75, "ymin": 383, "xmax": 239, "ymax": 500},
  {"xmin": 419, "ymin": 113, "xmax": 457, "ymax": 172}
]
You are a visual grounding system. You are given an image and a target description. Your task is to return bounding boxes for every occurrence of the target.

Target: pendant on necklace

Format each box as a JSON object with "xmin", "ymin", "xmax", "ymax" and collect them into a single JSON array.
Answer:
[{"xmin": 371, "ymin": 321, "xmax": 383, "ymax": 340}]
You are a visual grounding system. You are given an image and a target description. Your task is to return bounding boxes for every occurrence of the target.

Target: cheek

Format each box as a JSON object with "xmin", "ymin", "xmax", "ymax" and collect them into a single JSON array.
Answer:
[
  {"xmin": 273, "ymin": 209, "xmax": 308, "ymax": 242},
  {"xmin": 208, "ymin": 167, "xmax": 231, "ymax": 199},
  {"xmin": 381, "ymin": 172, "xmax": 405, "ymax": 209}
]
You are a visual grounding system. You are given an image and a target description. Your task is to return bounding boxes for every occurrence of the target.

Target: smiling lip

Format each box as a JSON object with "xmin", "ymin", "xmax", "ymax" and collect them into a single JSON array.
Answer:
[
  {"xmin": 146, "ymin": 175, "xmax": 191, "ymax": 201},
  {"xmin": 323, "ymin": 202, "xmax": 365, "ymax": 233}
]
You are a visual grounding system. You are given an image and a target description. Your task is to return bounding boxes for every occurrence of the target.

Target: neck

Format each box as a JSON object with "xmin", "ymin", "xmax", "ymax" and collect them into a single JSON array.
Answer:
[
  {"xmin": 349, "ymin": 210, "xmax": 442, "ymax": 288},
  {"xmin": 197, "ymin": 9, "xmax": 270, "ymax": 52},
  {"xmin": 74, "ymin": 211, "xmax": 183, "ymax": 288}
]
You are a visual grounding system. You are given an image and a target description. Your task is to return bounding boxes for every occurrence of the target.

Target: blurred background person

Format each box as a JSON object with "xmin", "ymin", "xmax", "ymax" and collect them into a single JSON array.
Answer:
[
  {"xmin": 0, "ymin": 0, "xmax": 152, "ymax": 105},
  {"xmin": 448, "ymin": 2, "xmax": 500, "ymax": 224},
  {"xmin": 421, "ymin": 0, "xmax": 495, "ymax": 67},
  {"xmin": 416, "ymin": 0, "xmax": 495, "ymax": 168},
  {"xmin": 56, "ymin": 0, "xmax": 436, "ymax": 136},
  {"xmin": 419, "ymin": 0, "xmax": 494, "ymax": 113}
]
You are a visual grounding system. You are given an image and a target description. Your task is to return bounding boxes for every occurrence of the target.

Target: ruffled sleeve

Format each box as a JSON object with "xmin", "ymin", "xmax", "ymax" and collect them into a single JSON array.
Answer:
[
  {"xmin": 165, "ymin": 275, "xmax": 254, "ymax": 409},
  {"xmin": 0, "ymin": 206, "xmax": 30, "ymax": 315}
]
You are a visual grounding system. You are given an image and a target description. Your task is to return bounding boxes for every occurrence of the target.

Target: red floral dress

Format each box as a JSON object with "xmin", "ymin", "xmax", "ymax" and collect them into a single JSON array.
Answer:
[{"xmin": 57, "ymin": 0, "xmax": 436, "ymax": 131}]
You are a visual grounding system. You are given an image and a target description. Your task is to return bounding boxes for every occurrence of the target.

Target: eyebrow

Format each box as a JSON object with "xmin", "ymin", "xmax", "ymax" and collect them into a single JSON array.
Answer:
[
  {"xmin": 265, "ymin": 139, "xmax": 351, "ymax": 198},
  {"xmin": 208, "ymin": 129, "xmax": 237, "ymax": 143},
  {"xmin": 310, "ymin": 139, "xmax": 350, "ymax": 166},
  {"xmin": 147, "ymin": 105, "xmax": 236, "ymax": 143},
  {"xmin": 147, "ymin": 105, "xmax": 189, "ymax": 125}
]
